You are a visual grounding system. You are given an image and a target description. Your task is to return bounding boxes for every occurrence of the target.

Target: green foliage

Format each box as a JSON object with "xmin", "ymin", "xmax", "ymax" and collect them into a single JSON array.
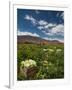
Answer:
[{"xmin": 17, "ymin": 44, "xmax": 64, "ymax": 80}]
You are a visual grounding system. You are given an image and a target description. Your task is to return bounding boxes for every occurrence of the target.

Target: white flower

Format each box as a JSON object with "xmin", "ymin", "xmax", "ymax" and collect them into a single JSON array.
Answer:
[
  {"xmin": 56, "ymin": 49, "xmax": 62, "ymax": 52},
  {"xmin": 48, "ymin": 49, "xmax": 54, "ymax": 52},
  {"xmin": 21, "ymin": 59, "xmax": 37, "ymax": 68},
  {"xmin": 43, "ymin": 60, "xmax": 48, "ymax": 64},
  {"xmin": 21, "ymin": 61, "xmax": 25, "ymax": 67},
  {"xmin": 43, "ymin": 49, "xmax": 48, "ymax": 51},
  {"xmin": 24, "ymin": 61, "xmax": 30, "ymax": 67},
  {"xmin": 20, "ymin": 59, "xmax": 37, "ymax": 77},
  {"xmin": 29, "ymin": 59, "xmax": 37, "ymax": 66}
]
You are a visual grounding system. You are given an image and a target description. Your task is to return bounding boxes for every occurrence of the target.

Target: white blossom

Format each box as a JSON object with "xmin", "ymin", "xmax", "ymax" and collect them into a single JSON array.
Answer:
[
  {"xmin": 21, "ymin": 59, "xmax": 37, "ymax": 68},
  {"xmin": 48, "ymin": 49, "xmax": 54, "ymax": 52},
  {"xmin": 56, "ymin": 49, "xmax": 62, "ymax": 52},
  {"xmin": 43, "ymin": 49, "xmax": 48, "ymax": 51}
]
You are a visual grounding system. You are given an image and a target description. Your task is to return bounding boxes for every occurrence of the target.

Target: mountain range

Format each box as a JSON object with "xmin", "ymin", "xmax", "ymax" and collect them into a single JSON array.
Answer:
[{"xmin": 17, "ymin": 35, "xmax": 63, "ymax": 45}]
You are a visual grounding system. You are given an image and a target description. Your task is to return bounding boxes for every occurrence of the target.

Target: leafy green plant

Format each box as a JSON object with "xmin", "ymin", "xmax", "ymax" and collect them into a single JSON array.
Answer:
[{"xmin": 17, "ymin": 44, "xmax": 64, "ymax": 80}]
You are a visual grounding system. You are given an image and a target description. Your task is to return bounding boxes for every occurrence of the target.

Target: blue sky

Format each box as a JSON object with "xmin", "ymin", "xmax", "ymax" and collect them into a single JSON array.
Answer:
[{"xmin": 17, "ymin": 9, "xmax": 64, "ymax": 42}]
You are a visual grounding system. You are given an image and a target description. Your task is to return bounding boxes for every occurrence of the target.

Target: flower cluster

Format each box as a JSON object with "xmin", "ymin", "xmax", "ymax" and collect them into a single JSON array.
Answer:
[
  {"xmin": 21, "ymin": 59, "xmax": 37, "ymax": 68},
  {"xmin": 43, "ymin": 48, "xmax": 54, "ymax": 52},
  {"xmin": 48, "ymin": 49, "xmax": 54, "ymax": 52},
  {"xmin": 56, "ymin": 49, "xmax": 62, "ymax": 52},
  {"xmin": 43, "ymin": 60, "xmax": 48, "ymax": 66}
]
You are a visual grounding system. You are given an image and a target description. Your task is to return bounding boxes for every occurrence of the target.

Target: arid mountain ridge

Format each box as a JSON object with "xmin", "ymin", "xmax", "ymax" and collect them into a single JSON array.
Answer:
[{"xmin": 17, "ymin": 35, "xmax": 63, "ymax": 45}]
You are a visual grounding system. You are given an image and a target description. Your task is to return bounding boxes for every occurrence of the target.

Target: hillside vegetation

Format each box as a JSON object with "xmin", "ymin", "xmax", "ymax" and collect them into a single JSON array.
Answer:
[{"xmin": 17, "ymin": 43, "xmax": 64, "ymax": 80}]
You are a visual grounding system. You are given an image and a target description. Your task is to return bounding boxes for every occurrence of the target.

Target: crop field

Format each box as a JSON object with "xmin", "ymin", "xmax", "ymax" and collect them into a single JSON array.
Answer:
[{"xmin": 17, "ymin": 43, "xmax": 64, "ymax": 80}]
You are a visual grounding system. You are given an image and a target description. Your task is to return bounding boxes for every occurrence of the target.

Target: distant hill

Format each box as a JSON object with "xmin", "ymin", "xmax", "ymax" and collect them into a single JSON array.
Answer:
[{"xmin": 17, "ymin": 35, "xmax": 63, "ymax": 45}]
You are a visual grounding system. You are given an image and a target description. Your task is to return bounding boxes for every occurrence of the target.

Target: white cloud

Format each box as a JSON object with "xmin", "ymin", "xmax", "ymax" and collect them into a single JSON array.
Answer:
[
  {"xmin": 24, "ymin": 15, "xmax": 56, "ymax": 31},
  {"xmin": 56, "ymin": 13, "xmax": 59, "ymax": 17},
  {"xmin": 24, "ymin": 15, "xmax": 48, "ymax": 26},
  {"xmin": 38, "ymin": 20, "xmax": 48, "ymax": 26},
  {"xmin": 51, "ymin": 24, "xmax": 64, "ymax": 35},
  {"xmin": 60, "ymin": 12, "xmax": 64, "ymax": 20},
  {"xmin": 43, "ymin": 37, "xmax": 64, "ymax": 42},
  {"xmin": 24, "ymin": 15, "xmax": 30, "ymax": 20},
  {"xmin": 24, "ymin": 15, "xmax": 37, "ymax": 25},
  {"xmin": 44, "ymin": 24, "xmax": 49, "ymax": 29},
  {"xmin": 35, "ymin": 10, "xmax": 40, "ymax": 14},
  {"xmin": 44, "ymin": 23, "xmax": 56, "ymax": 29},
  {"xmin": 47, "ymin": 23, "xmax": 56, "ymax": 27},
  {"xmin": 37, "ymin": 23, "xmax": 56, "ymax": 30},
  {"xmin": 37, "ymin": 26, "xmax": 44, "ymax": 30},
  {"xmin": 41, "ymin": 24, "xmax": 64, "ymax": 36},
  {"xmin": 56, "ymin": 12, "xmax": 64, "ymax": 20},
  {"xmin": 24, "ymin": 14, "xmax": 64, "ymax": 37},
  {"xmin": 42, "ymin": 31, "xmax": 53, "ymax": 36},
  {"xmin": 17, "ymin": 30, "xmax": 40, "ymax": 37}
]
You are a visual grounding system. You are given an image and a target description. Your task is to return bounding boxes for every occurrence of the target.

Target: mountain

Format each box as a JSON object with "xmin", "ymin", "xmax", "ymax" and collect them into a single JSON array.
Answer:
[{"xmin": 17, "ymin": 35, "xmax": 63, "ymax": 45}]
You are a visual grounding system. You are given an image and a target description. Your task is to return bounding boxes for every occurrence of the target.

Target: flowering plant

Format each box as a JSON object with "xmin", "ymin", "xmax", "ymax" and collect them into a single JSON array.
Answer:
[{"xmin": 21, "ymin": 59, "xmax": 37, "ymax": 68}]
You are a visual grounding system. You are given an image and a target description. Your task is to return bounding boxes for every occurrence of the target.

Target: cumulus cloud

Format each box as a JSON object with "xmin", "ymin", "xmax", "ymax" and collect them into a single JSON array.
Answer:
[
  {"xmin": 24, "ymin": 15, "xmax": 37, "ymax": 25},
  {"xmin": 51, "ymin": 24, "xmax": 64, "ymax": 35},
  {"xmin": 24, "ymin": 14, "xmax": 64, "ymax": 37},
  {"xmin": 17, "ymin": 30, "xmax": 40, "ymax": 37},
  {"xmin": 37, "ymin": 23, "xmax": 56, "ymax": 31},
  {"xmin": 37, "ymin": 26, "xmax": 44, "ymax": 30},
  {"xmin": 24, "ymin": 14, "xmax": 56, "ymax": 29},
  {"xmin": 44, "ymin": 23, "xmax": 56, "ymax": 29},
  {"xmin": 24, "ymin": 15, "xmax": 50, "ymax": 28},
  {"xmin": 38, "ymin": 23, "xmax": 64, "ymax": 36},
  {"xmin": 24, "ymin": 15, "xmax": 48, "ymax": 26},
  {"xmin": 38, "ymin": 20, "xmax": 48, "ymax": 26}
]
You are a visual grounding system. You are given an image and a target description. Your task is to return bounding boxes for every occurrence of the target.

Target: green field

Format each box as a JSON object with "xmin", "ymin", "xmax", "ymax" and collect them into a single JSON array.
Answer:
[{"xmin": 17, "ymin": 43, "xmax": 64, "ymax": 80}]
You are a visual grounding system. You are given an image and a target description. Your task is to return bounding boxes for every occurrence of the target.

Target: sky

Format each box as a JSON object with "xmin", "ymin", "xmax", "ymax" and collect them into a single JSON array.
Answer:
[{"xmin": 17, "ymin": 9, "xmax": 64, "ymax": 42}]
